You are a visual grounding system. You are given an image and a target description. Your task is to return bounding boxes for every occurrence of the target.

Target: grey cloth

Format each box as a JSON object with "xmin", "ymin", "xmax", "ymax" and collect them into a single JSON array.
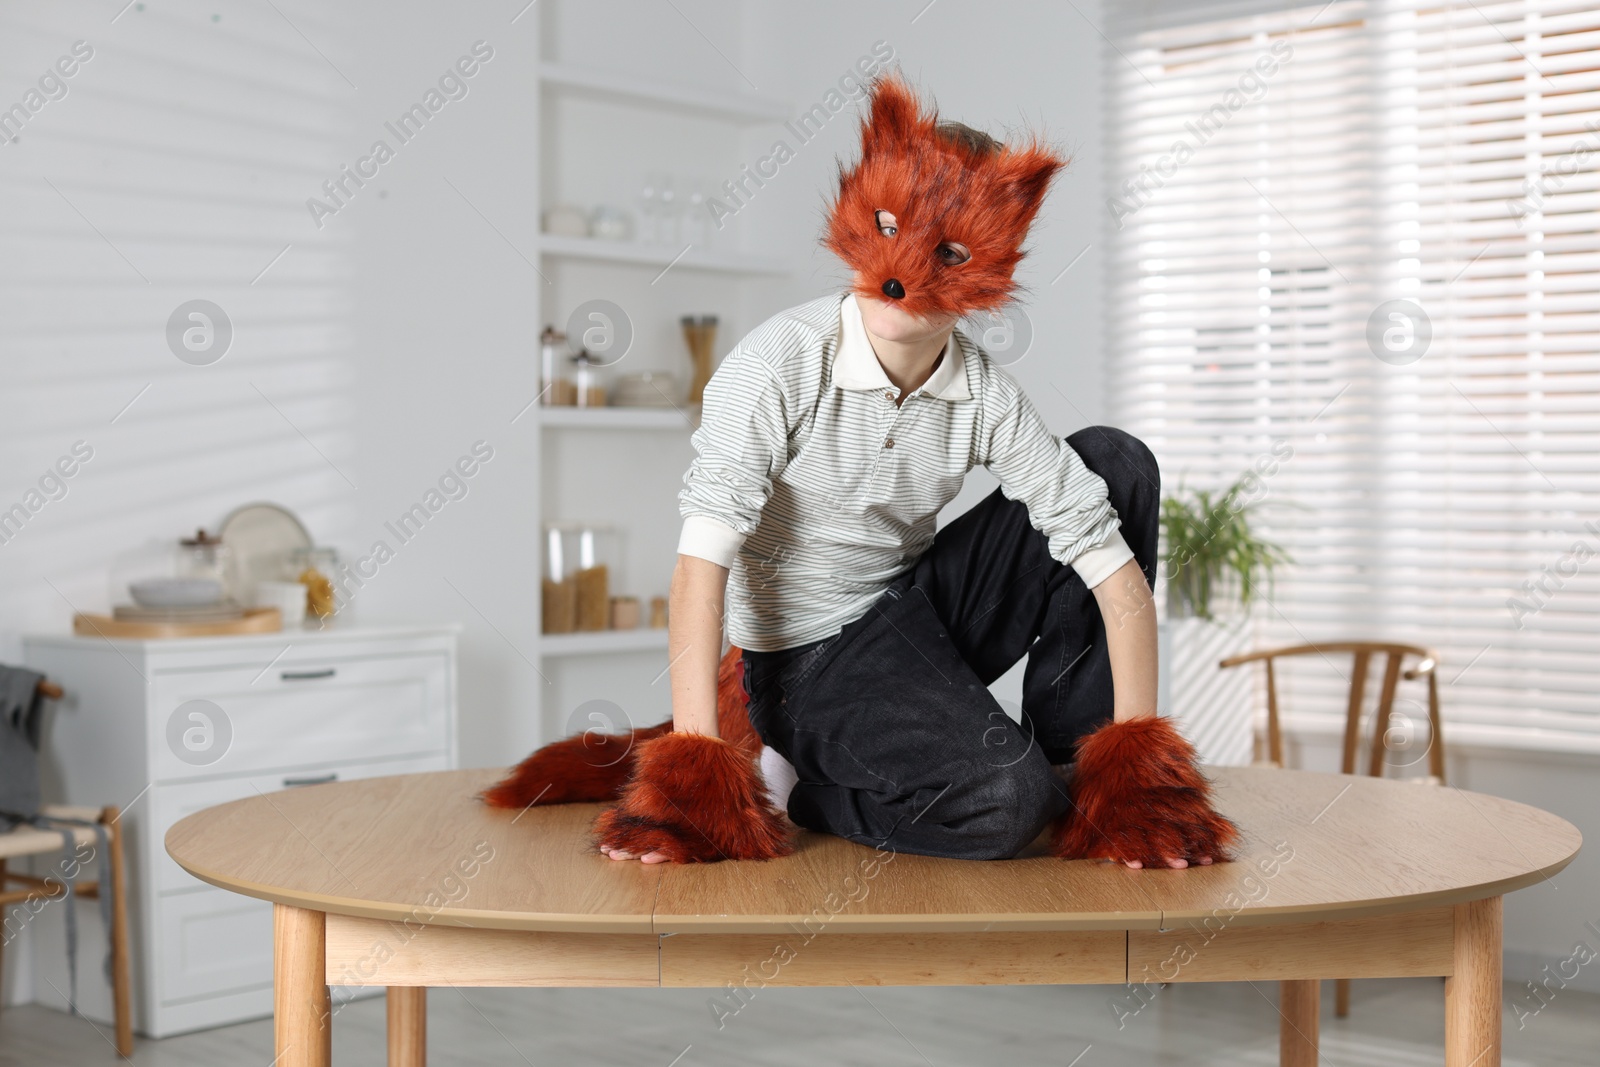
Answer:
[
  {"xmin": 0, "ymin": 664, "xmax": 47, "ymax": 820},
  {"xmin": 0, "ymin": 665, "xmax": 114, "ymax": 1013}
]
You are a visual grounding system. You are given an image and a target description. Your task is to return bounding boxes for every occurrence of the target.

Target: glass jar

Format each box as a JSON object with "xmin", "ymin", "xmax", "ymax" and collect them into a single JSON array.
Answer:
[
  {"xmin": 287, "ymin": 546, "xmax": 340, "ymax": 620},
  {"xmin": 540, "ymin": 326, "xmax": 576, "ymax": 406},
  {"xmin": 681, "ymin": 315, "xmax": 718, "ymax": 406},
  {"xmin": 177, "ymin": 529, "xmax": 231, "ymax": 589},
  {"xmin": 542, "ymin": 522, "xmax": 616, "ymax": 633},
  {"xmin": 571, "ymin": 350, "xmax": 608, "ymax": 408}
]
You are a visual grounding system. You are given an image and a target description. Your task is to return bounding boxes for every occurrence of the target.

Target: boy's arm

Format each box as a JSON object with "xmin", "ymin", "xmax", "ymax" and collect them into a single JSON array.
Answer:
[
  {"xmin": 596, "ymin": 343, "xmax": 798, "ymax": 864},
  {"xmin": 598, "ymin": 554, "xmax": 730, "ymax": 864},
  {"xmin": 1063, "ymin": 552, "xmax": 1240, "ymax": 871},
  {"xmin": 668, "ymin": 553, "xmax": 730, "ymax": 736},
  {"xmin": 1092, "ymin": 557, "xmax": 1160, "ymax": 724},
  {"xmin": 977, "ymin": 375, "xmax": 1237, "ymax": 868}
]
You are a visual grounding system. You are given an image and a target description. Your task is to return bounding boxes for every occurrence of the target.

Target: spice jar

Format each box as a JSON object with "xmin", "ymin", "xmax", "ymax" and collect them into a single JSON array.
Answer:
[
  {"xmin": 287, "ymin": 546, "xmax": 340, "ymax": 620},
  {"xmin": 571, "ymin": 349, "xmax": 608, "ymax": 408},
  {"xmin": 542, "ymin": 522, "xmax": 616, "ymax": 633},
  {"xmin": 540, "ymin": 326, "xmax": 577, "ymax": 406}
]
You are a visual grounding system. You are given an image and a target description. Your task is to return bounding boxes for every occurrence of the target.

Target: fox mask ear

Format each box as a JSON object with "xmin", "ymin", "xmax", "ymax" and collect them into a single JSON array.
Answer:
[
  {"xmin": 824, "ymin": 71, "xmax": 1069, "ymax": 321},
  {"xmin": 859, "ymin": 71, "xmax": 924, "ymax": 157}
]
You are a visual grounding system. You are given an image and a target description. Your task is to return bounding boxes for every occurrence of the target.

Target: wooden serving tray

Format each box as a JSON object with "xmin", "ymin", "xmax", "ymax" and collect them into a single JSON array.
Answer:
[{"xmin": 73, "ymin": 606, "xmax": 283, "ymax": 639}]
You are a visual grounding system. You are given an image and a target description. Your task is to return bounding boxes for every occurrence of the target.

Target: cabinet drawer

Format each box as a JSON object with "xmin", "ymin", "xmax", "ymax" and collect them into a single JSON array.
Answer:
[
  {"xmin": 157, "ymin": 888, "xmax": 275, "ymax": 1004},
  {"xmin": 154, "ymin": 754, "xmax": 450, "ymax": 894},
  {"xmin": 151, "ymin": 654, "xmax": 450, "ymax": 780}
]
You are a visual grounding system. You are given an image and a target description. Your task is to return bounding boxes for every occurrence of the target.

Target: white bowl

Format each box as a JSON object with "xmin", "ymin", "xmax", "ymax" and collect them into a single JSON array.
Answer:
[
  {"xmin": 129, "ymin": 577, "xmax": 223, "ymax": 608},
  {"xmin": 254, "ymin": 580, "xmax": 308, "ymax": 626}
]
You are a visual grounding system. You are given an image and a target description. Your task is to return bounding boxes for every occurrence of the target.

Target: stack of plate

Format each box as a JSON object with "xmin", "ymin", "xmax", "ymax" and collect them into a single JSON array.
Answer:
[
  {"xmin": 610, "ymin": 371, "xmax": 680, "ymax": 408},
  {"xmin": 113, "ymin": 603, "xmax": 245, "ymax": 623},
  {"xmin": 120, "ymin": 577, "xmax": 244, "ymax": 624}
]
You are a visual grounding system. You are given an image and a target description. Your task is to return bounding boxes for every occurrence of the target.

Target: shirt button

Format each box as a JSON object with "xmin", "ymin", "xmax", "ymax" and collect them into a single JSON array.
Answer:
[
  {"xmin": 884, "ymin": 438, "xmax": 895, "ymax": 449},
  {"xmin": 885, "ymin": 390, "xmax": 896, "ymax": 401}
]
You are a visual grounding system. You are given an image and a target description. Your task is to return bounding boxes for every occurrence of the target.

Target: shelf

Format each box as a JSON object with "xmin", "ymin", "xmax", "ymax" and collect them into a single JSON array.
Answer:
[
  {"xmin": 537, "ymin": 234, "xmax": 791, "ymax": 276},
  {"xmin": 540, "ymin": 628, "xmax": 670, "ymax": 657},
  {"xmin": 538, "ymin": 406, "xmax": 699, "ymax": 430},
  {"xmin": 539, "ymin": 62, "xmax": 792, "ymax": 124}
]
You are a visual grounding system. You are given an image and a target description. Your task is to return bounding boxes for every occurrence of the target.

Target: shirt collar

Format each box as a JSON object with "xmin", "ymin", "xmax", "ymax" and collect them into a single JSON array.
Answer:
[{"xmin": 831, "ymin": 292, "xmax": 970, "ymax": 400}]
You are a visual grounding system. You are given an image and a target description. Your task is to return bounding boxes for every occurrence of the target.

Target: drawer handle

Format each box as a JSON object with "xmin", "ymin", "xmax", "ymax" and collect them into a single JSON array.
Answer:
[
  {"xmin": 280, "ymin": 668, "xmax": 337, "ymax": 682},
  {"xmin": 283, "ymin": 773, "xmax": 338, "ymax": 788}
]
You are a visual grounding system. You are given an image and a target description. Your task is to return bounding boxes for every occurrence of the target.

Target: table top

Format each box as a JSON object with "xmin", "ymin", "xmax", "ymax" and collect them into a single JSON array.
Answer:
[{"xmin": 165, "ymin": 766, "xmax": 1581, "ymax": 934}]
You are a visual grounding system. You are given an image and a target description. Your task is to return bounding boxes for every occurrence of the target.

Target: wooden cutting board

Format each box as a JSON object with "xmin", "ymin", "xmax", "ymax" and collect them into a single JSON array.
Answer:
[{"xmin": 73, "ymin": 607, "xmax": 283, "ymax": 639}]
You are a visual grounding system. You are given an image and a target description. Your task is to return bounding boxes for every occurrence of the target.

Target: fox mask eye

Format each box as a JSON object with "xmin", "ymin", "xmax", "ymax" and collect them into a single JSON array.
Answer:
[
  {"xmin": 876, "ymin": 211, "xmax": 969, "ymax": 268},
  {"xmin": 825, "ymin": 72, "xmax": 1069, "ymax": 319}
]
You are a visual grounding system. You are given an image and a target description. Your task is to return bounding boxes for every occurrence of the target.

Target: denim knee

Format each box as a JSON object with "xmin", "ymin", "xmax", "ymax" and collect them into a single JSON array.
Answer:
[
  {"xmin": 952, "ymin": 760, "xmax": 1064, "ymax": 860},
  {"xmin": 1067, "ymin": 425, "xmax": 1159, "ymax": 497}
]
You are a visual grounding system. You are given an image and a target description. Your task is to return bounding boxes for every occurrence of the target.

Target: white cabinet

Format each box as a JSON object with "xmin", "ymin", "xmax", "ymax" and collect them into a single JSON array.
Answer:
[{"xmin": 23, "ymin": 623, "xmax": 458, "ymax": 1037}]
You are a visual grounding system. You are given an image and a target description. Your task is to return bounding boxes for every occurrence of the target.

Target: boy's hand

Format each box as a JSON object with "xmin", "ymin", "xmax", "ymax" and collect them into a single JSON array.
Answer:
[
  {"xmin": 601, "ymin": 845, "xmax": 671, "ymax": 863},
  {"xmin": 1122, "ymin": 855, "xmax": 1214, "ymax": 870}
]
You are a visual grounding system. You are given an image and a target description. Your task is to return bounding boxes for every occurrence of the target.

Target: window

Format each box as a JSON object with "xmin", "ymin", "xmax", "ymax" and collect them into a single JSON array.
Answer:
[{"xmin": 1106, "ymin": 0, "xmax": 1600, "ymax": 749}]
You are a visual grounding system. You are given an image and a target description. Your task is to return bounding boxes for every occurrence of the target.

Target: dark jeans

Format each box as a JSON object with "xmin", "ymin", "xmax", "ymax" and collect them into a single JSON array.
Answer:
[{"xmin": 740, "ymin": 426, "xmax": 1161, "ymax": 860}]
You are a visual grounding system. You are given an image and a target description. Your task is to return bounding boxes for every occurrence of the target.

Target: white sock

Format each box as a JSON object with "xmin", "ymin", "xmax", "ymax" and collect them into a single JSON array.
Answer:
[{"xmin": 758, "ymin": 745, "xmax": 799, "ymax": 813}]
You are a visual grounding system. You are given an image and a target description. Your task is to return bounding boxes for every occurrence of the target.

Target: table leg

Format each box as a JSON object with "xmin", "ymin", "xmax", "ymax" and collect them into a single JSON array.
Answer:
[
  {"xmin": 387, "ymin": 987, "xmax": 426, "ymax": 1067},
  {"xmin": 274, "ymin": 904, "xmax": 331, "ymax": 1067},
  {"xmin": 1446, "ymin": 896, "xmax": 1501, "ymax": 1067},
  {"xmin": 1279, "ymin": 979, "xmax": 1319, "ymax": 1067}
]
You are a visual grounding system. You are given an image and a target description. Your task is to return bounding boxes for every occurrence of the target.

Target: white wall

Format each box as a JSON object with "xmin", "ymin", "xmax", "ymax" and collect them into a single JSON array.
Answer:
[
  {"xmin": 1, "ymin": 0, "xmax": 367, "ymax": 1006},
  {"xmin": 0, "ymin": 0, "xmax": 545, "ymax": 772}
]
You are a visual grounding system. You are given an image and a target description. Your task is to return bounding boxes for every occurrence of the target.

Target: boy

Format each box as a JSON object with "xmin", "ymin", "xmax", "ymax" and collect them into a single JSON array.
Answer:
[{"xmin": 493, "ymin": 73, "xmax": 1237, "ymax": 869}]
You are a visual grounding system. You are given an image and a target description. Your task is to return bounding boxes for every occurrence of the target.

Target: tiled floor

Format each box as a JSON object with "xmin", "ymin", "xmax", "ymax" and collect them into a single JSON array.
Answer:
[{"xmin": 0, "ymin": 977, "xmax": 1594, "ymax": 1066}]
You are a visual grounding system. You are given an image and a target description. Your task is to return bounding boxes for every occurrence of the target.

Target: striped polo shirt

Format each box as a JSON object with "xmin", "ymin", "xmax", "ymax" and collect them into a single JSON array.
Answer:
[{"xmin": 677, "ymin": 290, "xmax": 1134, "ymax": 652}]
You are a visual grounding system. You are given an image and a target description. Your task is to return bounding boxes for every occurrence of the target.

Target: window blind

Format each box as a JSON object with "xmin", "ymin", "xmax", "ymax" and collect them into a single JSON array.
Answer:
[{"xmin": 1105, "ymin": 0, "xmax": 1600, "ymax": 751}]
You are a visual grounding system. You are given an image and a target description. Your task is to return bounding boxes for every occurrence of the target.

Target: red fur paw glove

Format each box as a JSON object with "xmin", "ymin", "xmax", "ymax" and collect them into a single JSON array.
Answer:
[
  {"xmin": 480, "ymin": 721, "xmax": 673, "ymax": 809},
  {"xmin": 1051, "ymin": 715, "xmax": 1241, "ymax": 867},
  {"xmin": 592, "ymin": 732, "xmax": 794, "ymax": 863}
]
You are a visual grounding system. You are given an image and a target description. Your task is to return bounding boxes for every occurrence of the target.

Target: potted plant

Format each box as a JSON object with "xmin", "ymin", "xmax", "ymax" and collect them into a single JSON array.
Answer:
[
  {"xmin": 1156, "ymin": 472, "xmax": 1293, "ymax": 765},
  {"xmin": 1162, "ymin": 474, "xmax": 1292, "ymax": 621}
]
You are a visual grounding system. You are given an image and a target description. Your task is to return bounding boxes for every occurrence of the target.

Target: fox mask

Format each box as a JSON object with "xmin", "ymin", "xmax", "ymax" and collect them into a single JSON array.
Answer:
[{"xmin": 823, "ymin": 73, "xmax": 1069, "ymax": 321}]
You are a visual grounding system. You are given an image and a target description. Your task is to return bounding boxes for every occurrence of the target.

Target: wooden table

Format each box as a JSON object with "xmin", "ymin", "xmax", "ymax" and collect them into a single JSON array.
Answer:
[{"xmin": 165, "ymin": 766, "xmax": 1580, "ymax": 1067}]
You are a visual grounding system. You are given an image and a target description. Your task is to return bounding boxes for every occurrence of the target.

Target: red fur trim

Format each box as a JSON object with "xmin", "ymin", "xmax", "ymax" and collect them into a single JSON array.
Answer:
[
  {"xmin": 1051, "ymin": 716, "xmax": 1241, "ymax": 866},
  {"xmin": 484, "ymin": 645, "xmax": 765, "ymax": 815},
  {"xmin": 480, "ymin": 721, "xmax": 672, "ymax": 808},
  {"xmin": 824, "ymin": 72, "xmax": 1068, "ymax": 320},
  {"xmin": 592, "ymin": 732, "xmax": 794, "ymax": 863}
]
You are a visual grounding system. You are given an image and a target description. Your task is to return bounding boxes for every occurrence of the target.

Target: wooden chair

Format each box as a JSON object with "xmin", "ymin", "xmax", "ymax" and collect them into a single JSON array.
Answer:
[
  {"xmin": 1220, "ymin": 641, "xmax": 1446, "ymax": 1020},
  {"xmin": 0, "ymin": 680, "xmax": 134, "ymax": 1056}
]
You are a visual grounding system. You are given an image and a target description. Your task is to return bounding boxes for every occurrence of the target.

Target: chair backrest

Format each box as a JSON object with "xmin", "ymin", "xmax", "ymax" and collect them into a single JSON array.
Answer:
[{"xmin": 1219, "ymin": 642, "xmax": 1445, "ymax": 783}]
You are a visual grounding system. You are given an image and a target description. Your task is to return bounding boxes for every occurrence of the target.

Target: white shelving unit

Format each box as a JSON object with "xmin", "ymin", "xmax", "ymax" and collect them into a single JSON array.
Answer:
[
  {"xmin": 536, "ymin": 233, "xmax": 790, "ymax": 276},
  {"xmin": 537, "ymin": 406, "xmax": 699, "ymax": 430},
  {"xmin": 531, "ymin": 17, "xmax": 791, "ymax": 735},
  {"xmin": 541, "ymin": 628, "xmax": 671, "ymax": 658}
]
